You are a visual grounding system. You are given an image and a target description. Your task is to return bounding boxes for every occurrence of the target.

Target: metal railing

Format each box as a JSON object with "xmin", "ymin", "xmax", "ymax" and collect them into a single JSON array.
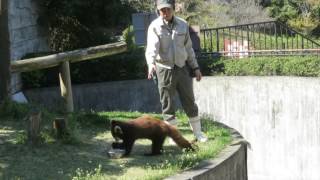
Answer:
[{"xmin": 200, "ymin": 21, "xmax": 320, "ymax": 57}]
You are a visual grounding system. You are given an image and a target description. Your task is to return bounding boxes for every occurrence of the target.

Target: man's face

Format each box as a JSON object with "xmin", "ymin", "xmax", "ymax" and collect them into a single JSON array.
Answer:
[{"xmin": 159, "ymin": 7, "xmax": 173, "ymax": 22}]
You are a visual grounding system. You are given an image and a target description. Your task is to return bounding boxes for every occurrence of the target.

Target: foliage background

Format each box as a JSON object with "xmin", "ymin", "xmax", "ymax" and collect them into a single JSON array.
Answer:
[
  {"xmin": 37, "ymin": 0, "xmax": 274, "ymax": 52},
  {"xmin": 22, "ymin": 0, "xmax": 320, "ymax": 88},
  {"xmin": 38, "ymin": 0, "xmax": 136, "ymax": 51},
  {"xmin": 265, "ymin": 0, "xmax": 320, "ymax": 36}
]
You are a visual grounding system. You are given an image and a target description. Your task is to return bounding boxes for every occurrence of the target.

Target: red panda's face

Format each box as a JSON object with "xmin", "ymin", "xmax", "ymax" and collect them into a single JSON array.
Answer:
[{"xmin": 111, "ymin": 121, "xmax": 124, "ymax": 141}]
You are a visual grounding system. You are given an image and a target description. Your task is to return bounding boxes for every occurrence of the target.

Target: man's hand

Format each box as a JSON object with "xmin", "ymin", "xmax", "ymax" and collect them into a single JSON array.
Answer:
[
  {"xmin": 194, "ymin": 69, "xmax": 202, "ymax": 81},
  {"xmin": 147, "ymin": 64, "xmax": 156, "ymax": 80}
]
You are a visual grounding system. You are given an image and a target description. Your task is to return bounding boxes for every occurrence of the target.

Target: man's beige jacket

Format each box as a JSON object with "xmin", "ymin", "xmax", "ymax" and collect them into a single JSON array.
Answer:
[{"xmin": 145, "ymin": 16, "xmax": 199, "ymax": 70}]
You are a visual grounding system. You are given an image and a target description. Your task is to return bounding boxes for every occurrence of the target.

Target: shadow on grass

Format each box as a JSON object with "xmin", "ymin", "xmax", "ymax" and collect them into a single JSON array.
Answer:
[
  {"xmin": 0, "ymin": 119, "xmax": 188, "ymax": 180},
  {"xmin": 0, "ymin": 110, "xmax": 227, "ymax": 180},
  {"xmin": 0, "ymin": 130, "xmax": 123, "ymax": 180},
  {"xmin": 0, "ymin": 141, "xmax": 186, "ymax": 180}
]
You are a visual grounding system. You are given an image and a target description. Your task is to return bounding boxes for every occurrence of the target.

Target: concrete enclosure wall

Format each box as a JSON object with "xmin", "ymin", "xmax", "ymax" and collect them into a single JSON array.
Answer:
[
  {"xmin": 193, "ymin": 76, "xmax": 320, "ymax": 180},
  {"xmin": 25, "ymin": 80, "xmax": 162, "ymax": 112},
  {"xmin": 25, "ymin": 76, "xmax": 320, "ymax": 180},
  {"xmin": 9, "ymin": 0, "xmax": 48, "ymax": 93},
  {"xmin": 166, "ymin": 126, "xmax": 248, "ymax": 180}
]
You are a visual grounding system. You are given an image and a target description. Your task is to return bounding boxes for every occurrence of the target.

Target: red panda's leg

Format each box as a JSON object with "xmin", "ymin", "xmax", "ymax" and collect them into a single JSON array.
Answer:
[
  {"xmin": 149, "ymin": 136, "xmax": 166, "ymax": 155},
  {"xmin": 123, "ymin": 139, "xmax": 135, "ymax": 156},
  {"xmin": 112, "ymin": 142, "xmax": 125, "ymax": 149}
]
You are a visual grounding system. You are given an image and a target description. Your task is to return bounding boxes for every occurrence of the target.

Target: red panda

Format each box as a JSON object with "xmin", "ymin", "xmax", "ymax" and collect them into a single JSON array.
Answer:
[{"xmin": 111, "ymin": 115, "xmax": 195, "ymax": 156}]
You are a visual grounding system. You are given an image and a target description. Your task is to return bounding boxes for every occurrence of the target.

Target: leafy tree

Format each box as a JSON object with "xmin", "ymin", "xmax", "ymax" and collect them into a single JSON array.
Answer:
[
  {"xmin": 267, "ymin": 0, "xmax": 320, "ymax": 36},
  {"xmin": 175, "ymin": 0, "xmax": 270, "ymax": 28},
  {"xmin": 267, "ymin": 0, "xmax": 298, "ymax": 21},
  {"xmin": 123, "ymin": 0, "xmax": 156, "ymax": 12},
  {"xmin": 38, "ymin": 0, "xmax": 136, "ymax": 51},
  {"xmin": 228, "ymin": 0, "xmax": 271, "ymax": 24}
]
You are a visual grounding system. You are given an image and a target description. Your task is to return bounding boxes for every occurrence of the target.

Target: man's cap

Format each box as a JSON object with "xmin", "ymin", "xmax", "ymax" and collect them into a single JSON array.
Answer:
[{"xmin": 157, "ymin": 0, "xmax": 175, "ymax": 10}]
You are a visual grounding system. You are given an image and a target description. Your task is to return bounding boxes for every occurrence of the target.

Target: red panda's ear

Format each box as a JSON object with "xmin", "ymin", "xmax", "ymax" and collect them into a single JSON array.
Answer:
[
  {"xmin": 111, "ymin": 120, "xmax": 121, "ymax": 126},
  {"xmin": 111, "ymin": 120, "xmax": 117, "ymax": 126}
]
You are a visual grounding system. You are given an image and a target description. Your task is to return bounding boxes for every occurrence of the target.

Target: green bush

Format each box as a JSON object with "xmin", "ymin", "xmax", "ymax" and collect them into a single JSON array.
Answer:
[
  {"xmin": 218, "ymin": 56, "xmax": 320, "ymax": 77},
  {"xmin": 122, "ymin": 25, "xmax": 138, "ymax": 51},
  {"xmin": 0, "ymin": 100, "xmax": 30, "ymax": 120},
  {"xmin": 282, "ymin": 57, "xmax": 320, "ymax": 76},
  {"xmin": 71, "ymin": 47, "xmax": 147, "ymax": 83},
  {"xmin": 38, "ymin": 0, "xmax": 136, "ymax": 51},
  {"xmin": 22, "ymin": 54, "xmax": 320, "ymax": 89},
  {"xmin": 21, "ymin": 52, "xmax": 59, "ymax": 89}
]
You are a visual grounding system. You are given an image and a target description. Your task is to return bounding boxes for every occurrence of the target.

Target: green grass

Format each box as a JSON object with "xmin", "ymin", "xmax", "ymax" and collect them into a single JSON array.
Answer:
[{"xmin": 0, "ymin": 103, "xmax": 232, "ymax": 180}]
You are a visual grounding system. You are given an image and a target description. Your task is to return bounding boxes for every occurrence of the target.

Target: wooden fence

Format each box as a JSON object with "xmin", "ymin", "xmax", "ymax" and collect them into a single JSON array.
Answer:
[{"xmin": 11, "ymin": 41, "xmax": 127, "ymax": 113}]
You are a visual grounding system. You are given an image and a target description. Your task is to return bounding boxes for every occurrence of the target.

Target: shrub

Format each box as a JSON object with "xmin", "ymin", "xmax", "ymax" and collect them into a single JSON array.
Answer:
[
  {"xmin": 22, "ymin": 54, "xmax": 320, "ymax": 89},
  {"xmin": 122, "ymin": 25, "xmax": 139, "ymax": 51},
  {"xmin": 216, "ymin": 56, "xmax": 320, "ymax": 77},
  {"xmin": 38, "ymin": 0, "xmax": 136, "ymax": 51},
  {"xmin": 0, "ymin": 100, "xmax": 30, "ymax": 120}
]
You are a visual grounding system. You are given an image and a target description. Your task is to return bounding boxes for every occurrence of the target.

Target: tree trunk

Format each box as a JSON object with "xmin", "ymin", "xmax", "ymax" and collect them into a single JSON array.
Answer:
[{"xmin": 0, "ymin": 0, "xmax": 11, "ymax": 104}]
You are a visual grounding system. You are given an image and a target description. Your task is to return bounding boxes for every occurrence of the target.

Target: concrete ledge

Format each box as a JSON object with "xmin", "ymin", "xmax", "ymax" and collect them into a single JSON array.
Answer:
[
  {"xmin": 24, "ymin": 79, "xmax": 162, "ymax": 112},
  {"xmin": 165, "ymin": 125, "xmax": 247, "ymax": 180}
]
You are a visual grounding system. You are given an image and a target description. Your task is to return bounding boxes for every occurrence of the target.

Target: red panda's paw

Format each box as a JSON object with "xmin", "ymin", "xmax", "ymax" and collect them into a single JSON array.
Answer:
[{"xmin": 112, "ymin": 142, "xmax": 125, "ymax": 149}]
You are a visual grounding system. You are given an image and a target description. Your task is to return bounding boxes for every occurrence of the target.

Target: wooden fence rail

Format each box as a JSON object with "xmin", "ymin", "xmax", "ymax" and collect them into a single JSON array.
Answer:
[
  {"xmin": 11, "ymin": 41, "xmax": 127, "ymax": 73},
  {"xmin": 10, "ymin": 41, "xmax": 127, "ymax": 112}
]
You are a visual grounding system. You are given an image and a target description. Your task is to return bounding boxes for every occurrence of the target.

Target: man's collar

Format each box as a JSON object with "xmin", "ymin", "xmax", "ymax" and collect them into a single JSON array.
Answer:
[{"xmin": 160, "ymin": 16, "xmax": 178, "ymax": 27}]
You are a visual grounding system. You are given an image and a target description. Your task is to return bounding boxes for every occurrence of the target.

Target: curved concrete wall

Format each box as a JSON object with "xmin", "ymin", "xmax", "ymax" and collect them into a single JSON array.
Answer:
[
  {"xmin": 165, "ymin": 126, "xmax": 247, "ymax": 180},
  {"xmin": 194, "ymin": 76, "xmax": 320, "ymax": 180},
  {"xmin": 25, "ymin": 76, "xmax": 320, "ymax": 180}
]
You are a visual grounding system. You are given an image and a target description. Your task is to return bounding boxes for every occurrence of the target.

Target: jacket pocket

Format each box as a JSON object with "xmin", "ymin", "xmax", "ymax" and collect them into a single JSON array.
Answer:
[
  {"xmin": 175, "ymin": 32, "xmax": 186, "ymax": 47},
  {"xmin": 159, "ymin": 32, "xmax": 171, "ymax": 51}
]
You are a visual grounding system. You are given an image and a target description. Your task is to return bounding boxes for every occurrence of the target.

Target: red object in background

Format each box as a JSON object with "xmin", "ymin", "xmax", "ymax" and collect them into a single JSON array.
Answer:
[{"xmin": 224, "ymin": 39, "xmax": 249, "ymax": 58}]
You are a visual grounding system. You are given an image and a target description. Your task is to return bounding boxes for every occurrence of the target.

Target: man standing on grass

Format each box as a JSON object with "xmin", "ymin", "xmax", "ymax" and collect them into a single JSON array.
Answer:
[{"xmin": 145, "ymin": 0, "xmax": 207, "ymax": 142}]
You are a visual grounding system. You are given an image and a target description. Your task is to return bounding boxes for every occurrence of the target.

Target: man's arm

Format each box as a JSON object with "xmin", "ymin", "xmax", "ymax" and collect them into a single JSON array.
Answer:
[{"xmin": 145, "ymin": 25, "xmax": 159, "ymax": 79}]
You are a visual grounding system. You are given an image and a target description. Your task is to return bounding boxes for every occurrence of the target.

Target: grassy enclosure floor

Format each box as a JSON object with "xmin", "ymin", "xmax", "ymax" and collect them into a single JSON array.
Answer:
[{"xmin": 0, "ymin": 105, "xmax": 231, "ymax": 180}]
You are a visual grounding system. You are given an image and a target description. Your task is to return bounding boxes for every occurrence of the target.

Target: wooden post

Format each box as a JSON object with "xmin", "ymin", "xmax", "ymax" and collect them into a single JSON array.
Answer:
[
  {"xmin": 59, "ymin": 61, "xmax": 74, "ymax": 113},
  {"xmin": 53, "ymin": 117, "xmax": 68, "ymax": 139},
  {"xmin": 0, "ymin": 0, "xmax": 11, "ymax": 104},
  {"xmin": 27, "ymin": 110, "xmax": 42, "ymax": 145}
]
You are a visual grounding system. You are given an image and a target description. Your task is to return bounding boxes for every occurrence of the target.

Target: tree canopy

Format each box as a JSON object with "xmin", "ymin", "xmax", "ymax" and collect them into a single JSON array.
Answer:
[
  {"xmin": 266, "ymin": 0, "xmax": 320, "ymax": 35},
  {"xmin": 38, "ymin": 0, "xmax": 319, "ymax": 52}
]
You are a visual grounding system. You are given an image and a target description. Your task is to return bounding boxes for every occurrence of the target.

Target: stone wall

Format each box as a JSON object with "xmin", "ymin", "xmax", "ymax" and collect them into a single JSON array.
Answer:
[{"xmin": 8, "ymin": 0, "xmax": 49, "ymax": 93}]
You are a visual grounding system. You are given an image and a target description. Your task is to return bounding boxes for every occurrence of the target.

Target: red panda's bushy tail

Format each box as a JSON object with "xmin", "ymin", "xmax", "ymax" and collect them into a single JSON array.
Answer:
[{"xmin": 167, "ymin": 125, "xmax": 196, "ymax": 151}]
